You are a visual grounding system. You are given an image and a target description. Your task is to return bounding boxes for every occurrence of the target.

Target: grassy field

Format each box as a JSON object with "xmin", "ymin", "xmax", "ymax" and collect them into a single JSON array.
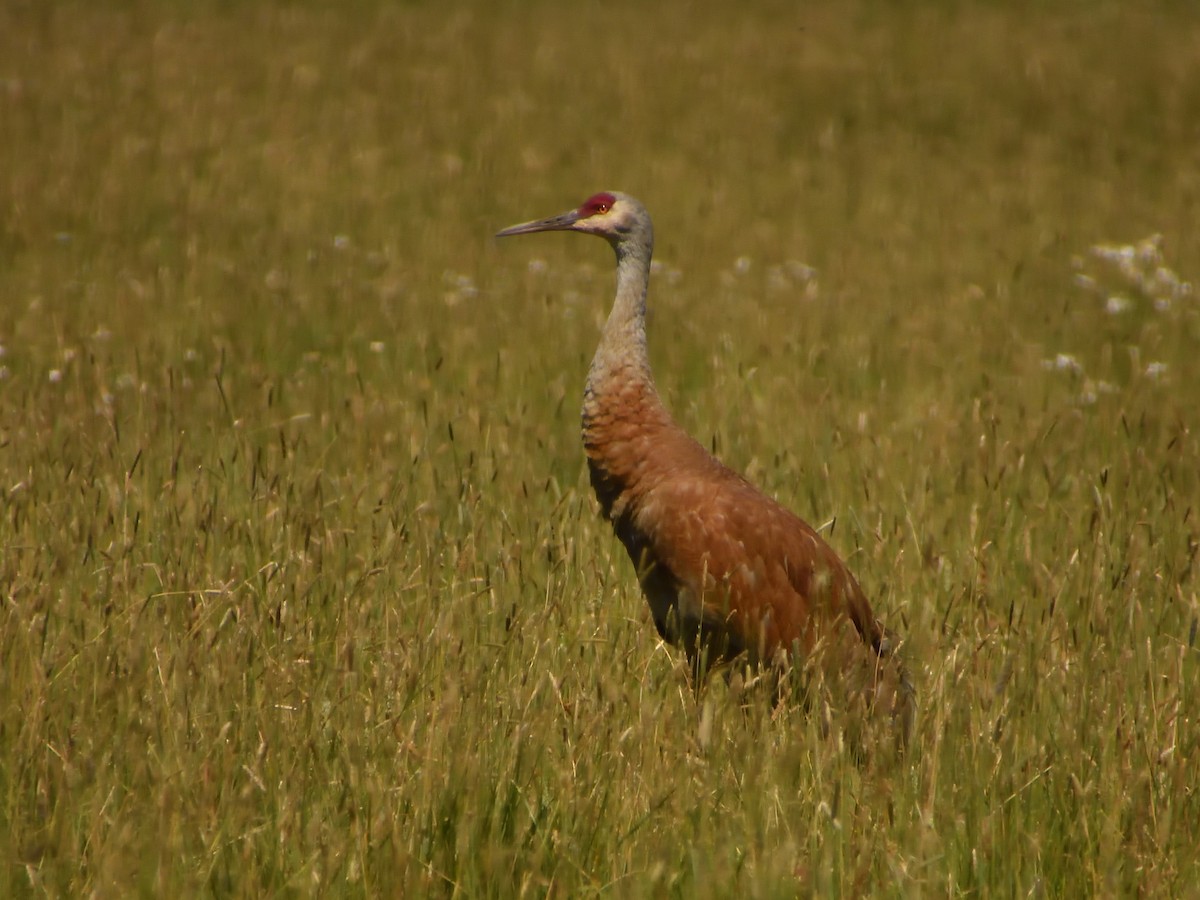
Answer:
[{"xmin": 2, "ymin": 0, "xmax": 1199, "ymax": 895}]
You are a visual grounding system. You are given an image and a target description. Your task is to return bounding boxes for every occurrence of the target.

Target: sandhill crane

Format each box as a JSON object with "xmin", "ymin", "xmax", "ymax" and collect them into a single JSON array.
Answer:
[{"xmin": 497, "ymin": 191, "xmax": 913, "ymax": 743}]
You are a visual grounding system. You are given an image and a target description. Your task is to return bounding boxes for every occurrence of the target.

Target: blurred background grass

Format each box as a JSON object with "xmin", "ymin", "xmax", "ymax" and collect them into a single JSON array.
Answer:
[{"xmin": 2, "ymin": 0, "xmax": 1199, "ymax": 896}]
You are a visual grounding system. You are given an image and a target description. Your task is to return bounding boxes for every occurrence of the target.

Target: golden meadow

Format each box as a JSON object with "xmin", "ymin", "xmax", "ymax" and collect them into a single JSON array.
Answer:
[{"xmin": 1, "ymin": 2, "xmax": 1198, "ymax": 895}]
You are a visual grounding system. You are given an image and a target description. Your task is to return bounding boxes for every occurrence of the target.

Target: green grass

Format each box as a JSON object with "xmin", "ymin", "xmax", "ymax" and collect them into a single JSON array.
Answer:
[{"xmin": 2, "ymin": 0, "xmax": 1199, "ymax": 895}]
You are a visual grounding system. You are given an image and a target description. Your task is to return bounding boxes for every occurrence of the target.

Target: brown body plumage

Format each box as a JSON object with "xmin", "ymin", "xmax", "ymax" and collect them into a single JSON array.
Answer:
[{"xmin": 498, "ymin": 191, "xmax": 912, "ymax": 742}]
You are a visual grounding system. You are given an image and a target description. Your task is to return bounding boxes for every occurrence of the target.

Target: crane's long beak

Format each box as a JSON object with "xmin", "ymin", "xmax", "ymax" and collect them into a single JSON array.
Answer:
[{"xmin": 496, "ymin": 208, "xmax": 582, "ymax": 238}]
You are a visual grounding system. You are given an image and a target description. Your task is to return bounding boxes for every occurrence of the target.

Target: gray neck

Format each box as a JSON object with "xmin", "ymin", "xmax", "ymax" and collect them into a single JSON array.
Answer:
[{"xmin": 585, "ymin": 233, "xmax": 655, "ymax": 394}]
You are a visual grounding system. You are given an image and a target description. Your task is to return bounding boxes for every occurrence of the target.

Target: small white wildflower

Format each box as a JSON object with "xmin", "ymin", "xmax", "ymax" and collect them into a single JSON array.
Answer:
[
  {"xmin": 1136, "ymin": 234, "xmax": 1163, "ymax": 265},
  {"xmin": 1152, "ymin": 266, "xmax": 1181, "ymax": 295},
  {"xmin": 333, "ymin": 234, "xmax": 350, "ymax": 250},
  {"xmin": 1154, "ymin": 297, "xmax": 1172, "ymax": 312},
  {"xmin": 446, "ymin": 273, "xmax": 477, "ymax": 299},
  {"xmin": 101, "ymin": 391, "xmax": 114, "ymax": 406},
  {"xmin": 49, "ymin": 369, "xmax": 62, "ymax": 383},
  {"xmin": 786, "ymin": 260, "xmax": 818, "ymax": 282},
  {"xmin": 440, "ymin": 271, "xmax": 477, "ymax": 306},
  {"xmin": 62, "ymin": 347, "xmax": 77, "ymax": 363},
  {"xmin": 184, "ymin": 348, "xmax": 199, "ymax": 362},
  {"xmin": 1105, "ymin": 295, "xmax": 1132, "ymax": 315},
  {"xmin": 1079, "ymin": 379, "xmax": 1114, "ymax": 405},
  {"xmin": 369, "ymin": 341, "xmax": 385, "ymax": 354},
  {"xmin": 1116, "ymin": 258, "xmax": 1141, "ymax": 284},
  {"xmin": 733, "ymin": 256, "xmax": 752, "ymax": 274},
  {"xmin": 649, "ymin": 260, "xmax": 683, "ymax": 285},
  {"xmin": 1073, "ymin": 273, "xmax": 1098, "ymax": 291},
  {"xmin": 1052, "ymin": 353, "xmax": 1083, "ymax": 373},
  {"xmin": 1089, "ymin": 242, "xmax": 1125, "ymax": 264},
  {"xmin": 1145, "ymin": 361, "xmax": 1168, "ymax": 379}
]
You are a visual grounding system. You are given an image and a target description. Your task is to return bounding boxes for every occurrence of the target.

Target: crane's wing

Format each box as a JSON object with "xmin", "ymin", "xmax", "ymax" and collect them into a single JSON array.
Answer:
[{"xmin": 627, "ymin": 448, "xmax": 883, "ymax": 663}]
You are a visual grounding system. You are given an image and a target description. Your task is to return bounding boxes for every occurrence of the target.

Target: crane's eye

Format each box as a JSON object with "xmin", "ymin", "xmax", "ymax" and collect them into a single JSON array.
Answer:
[{"xmin": 581, "ymin": 192, "xmax": 617, "ymax": 217}]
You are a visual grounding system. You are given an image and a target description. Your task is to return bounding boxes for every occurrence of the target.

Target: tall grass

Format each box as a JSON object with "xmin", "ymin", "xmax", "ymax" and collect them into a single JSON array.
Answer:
[{"xmin": 2, "ymin": 1, "xmax": 1198, "ymax": 895}]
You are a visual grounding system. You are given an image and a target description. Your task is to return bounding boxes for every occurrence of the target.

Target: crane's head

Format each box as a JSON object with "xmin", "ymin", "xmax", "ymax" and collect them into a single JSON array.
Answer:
[{"xmin": 496, "ymin": 191, "xmax": 652, "ymax": 255}]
